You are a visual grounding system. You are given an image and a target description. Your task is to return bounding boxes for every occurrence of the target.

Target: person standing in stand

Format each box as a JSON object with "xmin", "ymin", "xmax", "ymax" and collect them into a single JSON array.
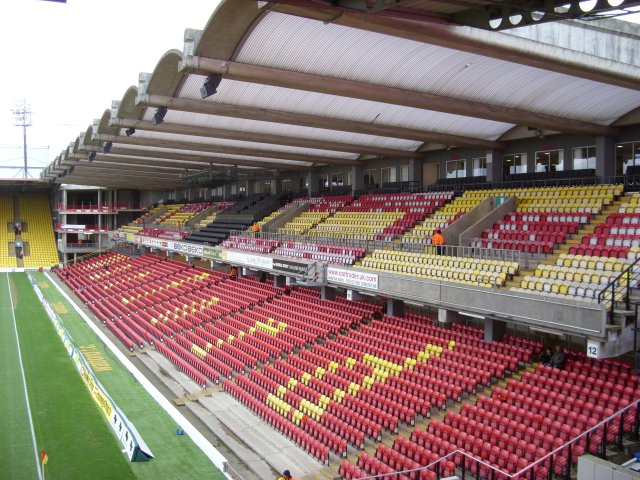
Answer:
[{"xmin": 432, "ymin": 229, "xmax": 445, "ymax": 255}]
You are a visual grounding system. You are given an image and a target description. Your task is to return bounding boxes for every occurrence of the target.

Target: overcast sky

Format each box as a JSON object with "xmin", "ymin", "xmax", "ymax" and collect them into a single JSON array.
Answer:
[
  {"xmin": 0, "ymin": 1, "xmax": 638, "ymax": 179},
  {"xmin": 0, "ymin": 0, "xmax": 219, "ymax": 178}
]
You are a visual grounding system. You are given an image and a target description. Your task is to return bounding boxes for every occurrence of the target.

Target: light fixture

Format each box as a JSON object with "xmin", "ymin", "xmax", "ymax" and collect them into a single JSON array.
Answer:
[
  {"xmin": 153, "ymin": 107, "xmax": 168, "ymax": 125},
  {"xmin": 103, "ymin": 141, "xmax": 112, "ymax": 154},
  {"xmin": 200, "ymin": 74, "xmax": 222, "ymax": 99},
  {"xmin": 458, "ymin": 311, "xmax": 485, "ymax": 320},
  {"xmin": 88, "ymin": 151, "xmax": 96, "ymax": 161},
  {"xmin": 125, "ymin": 127, "xmax": 136, "ymax": 137}
]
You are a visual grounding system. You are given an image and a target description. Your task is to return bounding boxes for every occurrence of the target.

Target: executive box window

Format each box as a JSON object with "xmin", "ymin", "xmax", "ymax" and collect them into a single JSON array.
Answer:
[
  {"xmin": 446, "ymin": 160, "xmax": 466, "ymax": 179},
  {"xmin": 504, "ymin": 153, "xmax": 527, "ymax": 176},
  {"xmin": 364, "ymin": 169, "xmax": 377, "ymax": 186},
  {"xmin": 573, "ymin": 146, "xmax": 596, "ymax": 170},
  {"xmin": 535, "ymin": 149, "xmax": 564, "ymax": 172},
  {"xmin": 400, "ymin": 165, "xmax": 409, "ymax": 182},
  {"xmin": 263, "ymin": 181, "xmax": 272, "ymax": 194},
  {"xmin": 320, "ymin": 173, "xmax": 329, "ymax": 189},
  {"xmin": 472, "ymin": 157, "xmax": 487, "ymax": 177},
  {"xmin": 617, "ymin": 142, "xmax": 640, "ymax": 175},
  {"xmin": 331, "ymin": 172, "xmax": 344, "ymax": 187},
  {"xmin": 282, "ymin": 179, "xmax": 291, "ymax": 192},
  {"xmin": 381, "ymin": 167, "xmax": 396, "ymax": 184}
]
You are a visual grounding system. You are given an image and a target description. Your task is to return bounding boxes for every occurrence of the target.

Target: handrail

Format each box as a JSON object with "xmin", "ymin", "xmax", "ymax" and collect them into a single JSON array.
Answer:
[
  {"xmin": 228, "ymin": 230, "xmax": 522, "ymax": 264},
  {"xmin": 597, "ymin": 256, "xmax": 640, "ymax": 321},
  {"xmin": 354, "ymin": 396, "xmax": 640, "ymax": 480}
]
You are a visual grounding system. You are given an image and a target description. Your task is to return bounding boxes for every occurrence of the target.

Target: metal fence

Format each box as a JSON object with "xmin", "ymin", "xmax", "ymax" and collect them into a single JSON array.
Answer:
[
  {"xmin": 353, "ymin": 397, "xmax": 640, "ymax": 480},
  {"xmin": 229, "ymin": 230, "xmax": 522, "ymax": 264}
]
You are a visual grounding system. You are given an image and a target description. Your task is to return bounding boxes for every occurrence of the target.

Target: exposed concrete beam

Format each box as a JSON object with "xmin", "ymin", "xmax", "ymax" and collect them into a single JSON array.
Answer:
[
  {"xmin": 100, "ymin": 147, "xmax": 313, "ymax": 172},
  {"xmin": 109, "ymin": 118, "xmax": 419, "ymax": 159},
  {"xmin": 54, "ymin": 176, "xmax": 183, "ymax": 189},
  {"xmin": 179, "ymin": 55, "xmax": 617, "ymax": 137},
  {"xmin": 69, "ymin": 166, "xmax": 184, "ymax": 179},
  {"xmin": 137, "ymin": 94, "xmax": 504, "ymax": 149},
  {"xmin": 272, "ymin": 3, "xmax": 640, "ymax": 92},
  {"xmin": 92, "ymin": 133, "xmax": 359, "ymax": 166}
]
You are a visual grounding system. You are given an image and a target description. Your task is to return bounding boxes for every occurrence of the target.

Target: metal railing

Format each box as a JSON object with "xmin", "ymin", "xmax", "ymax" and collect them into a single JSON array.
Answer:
[
  {"xmin": 227, "ymin": 231, "xmax": 522, "ymax": 264},
  {"xmin": 354, "ymin": 397, "xmax": 640, "ymax": 480},
  {"xmin": 597, "ymin": 257, "xmax": 640, "ymax": 322}
]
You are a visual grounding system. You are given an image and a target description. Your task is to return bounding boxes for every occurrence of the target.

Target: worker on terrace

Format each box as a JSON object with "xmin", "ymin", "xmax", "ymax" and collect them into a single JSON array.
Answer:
[
  {"xmin": 277, "ymin": 469, "xmax": 294, "ymax": 480},
  {"xmin": 251, "ymin": 222, "xmax": 261, "ymax": 237},
  {"xmin": 431, "ymin": 229, "xmax": 445, "ymax": 255}
]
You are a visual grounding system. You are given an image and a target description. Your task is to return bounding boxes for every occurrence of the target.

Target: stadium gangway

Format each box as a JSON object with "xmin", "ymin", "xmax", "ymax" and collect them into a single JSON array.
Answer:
[
  {"xmin": 350, "ymin": 396, "xmax": 640, "ymax": 480},
  {"xmin": 230, "ymin": 231, "xmax": 522, "ymax": 264},
  {"xmin": 597, "ymin": 256, "xmax": 640, "ymax": 320}
]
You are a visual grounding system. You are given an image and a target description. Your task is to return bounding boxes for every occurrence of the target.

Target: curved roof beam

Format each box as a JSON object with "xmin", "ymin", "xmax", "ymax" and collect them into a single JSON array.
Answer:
[
  {"xmin": 179, "ymin": 55, "xmax": 617, "ymax": 137},
  {"xmin": 92, "ymin": 132, "xmax": 360, "ymax": 167},
  {"xmin": 109, "ymin": 117, "xmax": 420, "ymax": 159},
  {"xmin": 271, "ymin": 4, "xmax": 640, "ymax": 92},
  {"xmin": 82, "ymin": 148, "xmax": 313, "ymax": 172},
  {"xmin": 136, "ymin": 94, "xmax": 503, "ymax": 150}
]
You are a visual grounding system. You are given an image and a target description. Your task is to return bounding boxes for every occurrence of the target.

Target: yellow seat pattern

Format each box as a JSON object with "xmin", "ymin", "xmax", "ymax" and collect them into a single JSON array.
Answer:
[{"xmin": 19, "ymin": 195, "xmax": 59, "ymax": 268}]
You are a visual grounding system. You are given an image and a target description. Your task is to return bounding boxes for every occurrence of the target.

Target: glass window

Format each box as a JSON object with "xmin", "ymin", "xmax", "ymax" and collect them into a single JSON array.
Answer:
[
  {"xmin": 573, "ymin": 146, "xmax": 596, "ymax": 170},
  {"xmin": 381, "ymin": 167, "xmax": 396, "ymax": 184},
  {"xmin": 472, "ymin": 157, "xmax": 487, "ymax": 177},
  {"xmin": 616, "ymin": 142, "xmax": 640, "ymax": 175},
  {"xmin": 282, "ymin": 179, "xmax": 291, "ymax": 192},
  {"xmin": 299, "ymin": 176, "xmax": 308, "ymax": 190},
  {"xmin": 364, "ymin": 169, "xmax": 377, "ymax": 186},
  {"xmin": 319, "ymin": 173, "xmax": 329, "ymax": 189},
  {"xmin": 238, "ymin": 185, "xmax": 245, "ymax": 194},
  {"xmin": 446, "ymin": 160, "xmax": 466, "ymax": 179},
  {"xmin": 535, "ymin": 149, "xmax": 564, "ymax": 172},
  {"xmin": 263, "ymin": 181, "xmax": 271, "ymax": 194},
  {"xmin": 331, "ymin": 172, "xmax": 344, "ymax": 187},
  {"xmin": 400, "ymin": 165, "xmax": 409, "ymax": 182},
  {"xmin": 504, "ymin": 153, "xmax": 527, "ymax": 176}
]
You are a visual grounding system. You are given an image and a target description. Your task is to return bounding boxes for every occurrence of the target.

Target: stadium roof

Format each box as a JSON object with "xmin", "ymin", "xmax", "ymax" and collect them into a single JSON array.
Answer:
[{"xmin": 41, "ymin": 0, "xmax": 640, "ymax": 189}]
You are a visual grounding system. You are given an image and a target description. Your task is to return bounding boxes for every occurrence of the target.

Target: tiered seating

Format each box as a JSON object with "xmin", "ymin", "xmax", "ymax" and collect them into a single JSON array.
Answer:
[
  {"xmin": 195, "ymin": 202, "xmax": 234, "ymax": 229},
  {"xmin": 19, "ymin": 195, "xmax": 59, "ymax": 267},
  {"xmin": 154, "ymin": 202, "xmax": 213, "ymax": 227},
  {"xmin": 151, "ymin": 203, "xmax": 184, "ymax": 225},
  {"xmin": 474, "ymin": 212, "xmax": 586, "ymax": 254},
  {"xmin": 403, "ymin": 191, "xmax": 486, "ymax": 244},
  {"xmin": 336, "ymin": 314, "xmax": 536, "ymax": 479},
  {"xmin": 278, "ymin": 211, "xmax": 330, "ymax": 235},
  {"xmin": 186, "ymin": 214, "xmax": 255, "ymax": 245},
  {"xmin": 273, "ymin": 241, "xmax": 366, "ymax": 265},
  {"xmin": 514, "ymin": 184, "xmax": 621, "ymax": 213},
  {"xmin": 307, "ymin": 211, "xmax": 405, "ymax": 240},
  {"xmin": 296, "ymin": 195, "xmax": 353, "ymax": 213},
  {"xmin": 0, "ymin": 195, "xmax": 17, "ymax": 268},
  {"xmin": 360, "ymin": 250, "xmax": 518, "ymax": 287},
  {"xmin": 221, "ymin": 236, "xmax": 280, "ymax": 254}
]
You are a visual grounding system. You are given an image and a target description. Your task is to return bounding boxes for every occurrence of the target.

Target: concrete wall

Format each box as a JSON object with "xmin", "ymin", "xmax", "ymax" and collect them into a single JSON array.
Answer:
[
  {"xmin": 578, "ymin": 454, "xmax": 640, "ymax": 480},
  {"xmin": 459, "ymin": 197, "xmax": 517, "ymax": 247}
]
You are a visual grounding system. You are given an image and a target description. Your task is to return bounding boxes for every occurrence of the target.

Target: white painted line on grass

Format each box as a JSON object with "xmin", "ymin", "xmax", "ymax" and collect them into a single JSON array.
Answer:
[
  {"xmin": 44, "ymin": 272, "xmax": 232, "ymax": 478},
  {"xmin": 6, "ymin": 274, "xmax": 43, "ymax": 480}
]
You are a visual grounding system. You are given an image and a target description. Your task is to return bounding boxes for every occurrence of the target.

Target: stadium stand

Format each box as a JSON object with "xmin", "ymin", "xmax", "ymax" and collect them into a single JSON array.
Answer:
[
  {"xmin": 0, "ymin": 195, "xmax": 17, "ymax": 268},
  {"xmin": 19, "ymin": 195, "xmax": 59, "ymax": 268}
]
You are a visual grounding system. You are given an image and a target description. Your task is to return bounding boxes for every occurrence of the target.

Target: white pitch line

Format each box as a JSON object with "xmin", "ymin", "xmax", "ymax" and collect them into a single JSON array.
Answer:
[{"xmin": 7, "ymin": 274, "xmax": 43, "ymax": 480}]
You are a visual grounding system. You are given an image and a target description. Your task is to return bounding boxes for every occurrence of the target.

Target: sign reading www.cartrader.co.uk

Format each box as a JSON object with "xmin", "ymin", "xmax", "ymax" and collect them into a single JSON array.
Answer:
[{"xmin": 327, "ymin": 267, "xmax": 378, "ymax": 290}]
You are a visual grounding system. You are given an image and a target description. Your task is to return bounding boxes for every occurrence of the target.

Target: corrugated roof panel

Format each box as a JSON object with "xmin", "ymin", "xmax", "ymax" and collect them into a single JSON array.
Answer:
[
  {"xmin": 178, "ymin": 76, "xmax": 511, "ymax": 140},
  {"xmin": 140, "ymin": 103, "xmax": 422, "ymax": 151},
  {"xmin": 133, "ymin": 122, "xmax": 360, "ymax": 160},
  {"xmin": 111, "ymin": 143, "xmax": 313, "ymax": 166},
  {"xmin": 233, "ymin": 12, "xmax": 640, "ymax": 125}
]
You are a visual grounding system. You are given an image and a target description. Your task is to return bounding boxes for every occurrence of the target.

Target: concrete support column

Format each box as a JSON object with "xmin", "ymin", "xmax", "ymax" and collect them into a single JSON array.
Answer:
[
  {"xmin": 408, "ymin": 158, "xmax": 423, "ymax": 185},
  {"xmin": 308, "ymin": 172, "xmax": 319, "ymax": 196},
  {"xmin": 484, "ymin": 318, "xmax": 506, "ymax": 342},
  {"xmin": 63, "ymin": 189, "xmax": 68, "ymax": 210},
  {"xmin": 223, "ymin": 184, "xmax": 233, "ymax": 200},
  {"xmin": 321, "ymin": 286, "xmax": 336, "ymax": 300},
  {"xmin": 272, "ymin": 179, "xmax": 281, "ymax": 196},
  {"xmin": 246, "ymin": 180, "xmax": 255, "ymax": 196},
  {"xmin": 291, "ymin": 175, "xmax": 301, "ymax": 195},
  {"xmin": 487, "ymin": 149, "xmax": 504, "ymax": 183},
  {"xmin": 438, "ymin": 309, "xmax": 464, "ymax": 326},
  {"xmin": 97, "ymin": 189, "xmax": 101, "ymax": 209},
  {"xmin": 351, "ymin": 165, "xmax": 364, "ymax": 194},
  {"xmin": 386, "ymin": 298, "xmax": 404, "ymax": 317},
  {"xmin": 596, "ymin": 136, "xmax": 616, "ymax": 179},
  {"xmin": 274, "ymin": 275, "xmax": 286, "ymax": 288}
]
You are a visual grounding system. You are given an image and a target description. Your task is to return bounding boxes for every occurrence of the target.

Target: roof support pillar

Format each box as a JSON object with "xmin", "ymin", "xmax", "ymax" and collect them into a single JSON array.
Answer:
[
  {"xmin": 307, "ymin": 171, "xmax": 319, "ymax": 196},
  {"xmin": 487, "ymin": 149, "xmax": 504, "ymax": 183},
  {"xmin": 407, "ymin": 158, "xmax": 423, "ymax": 185},
  {"xmin": 596, "ymin": 136, "xmax": 617, "ymax": 179},
  {"xmin": 351, "ymin": 165, "xmax": 364, "ymax": 195}
]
